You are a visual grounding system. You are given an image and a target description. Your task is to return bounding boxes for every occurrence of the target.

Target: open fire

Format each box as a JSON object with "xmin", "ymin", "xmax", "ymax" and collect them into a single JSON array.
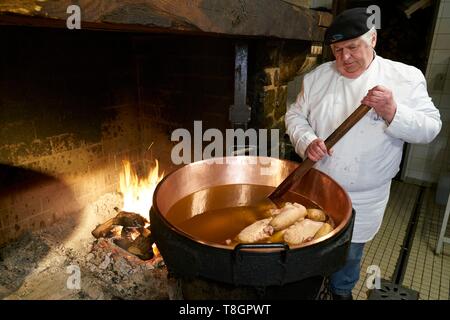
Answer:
[
  {"xmin": 120, "ymin": 160, "xmax": 164, "ymax": 219},
  {"xmin": 92, "ymin": 160, "xmax": 164, "ymax": 260}
]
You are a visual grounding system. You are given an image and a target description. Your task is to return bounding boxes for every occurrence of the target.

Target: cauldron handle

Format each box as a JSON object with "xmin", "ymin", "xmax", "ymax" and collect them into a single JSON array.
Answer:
[
  {"xmin": 231, "ymin": 243, "xmax": 290, "ymax": 286},
  {"xmin": 233, "ymin": 243, "xmax": 290, "ymax": 253},
  {"xmin": 233, "ymin": 242, "xmax": 290, "ymax": 263}
]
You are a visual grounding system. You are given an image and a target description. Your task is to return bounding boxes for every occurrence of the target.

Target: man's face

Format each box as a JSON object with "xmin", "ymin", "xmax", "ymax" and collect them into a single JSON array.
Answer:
[{"xmin": 331, "ymin": 34, "xmax": 376, "ymax": 79}]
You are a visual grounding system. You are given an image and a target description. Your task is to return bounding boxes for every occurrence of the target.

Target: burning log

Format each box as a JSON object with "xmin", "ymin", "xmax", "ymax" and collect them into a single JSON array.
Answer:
[
  {"xmin": 92, "ymin": 217, "xmax": 115, "ymax": 239},
  {"xmin": 113, "ymin": 238, "xmax": 133, "ymax": 251},
  {"xmin": 92, "ymin": 211, "xmax": 148, "ymax": 239},
  {"xmin": 128, "ymin": 235, "xmax": 154, "ymax": 260},
  {"xmin": 121, "ymin": 227, "xmax": 134, "ymax": 241},
  {"xmin": 140, "ymin": 226, "xmax": 151, "ymax": 238},
  {"xmin": 92, "ymin": 210, "xmax": 156, "ymax": 261},
  {"xmin": 127, "ymin": 227, "xmax": 155, "ymax": 260},
  {"xmin": 116, "ymin": 211, "xmax": 147, "ymax": 228}
]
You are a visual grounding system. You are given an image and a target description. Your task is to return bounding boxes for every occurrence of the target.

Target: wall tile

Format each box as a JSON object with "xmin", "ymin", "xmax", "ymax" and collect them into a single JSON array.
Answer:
[
  {"xmin": 426, "ymin": 63, "xmax": 447, "ymax": 78},
  {"xmin": 434, "ymin": 34, "xmax": 450, "ymax": 49},
  {"xmin": 409, "ymin": 157, "xmax": 428, "ymax": 171},
  {"xmin": 410, "ymin": 145, "xmax": 433, "ymax": 160},
  {"xmin": 406, "ymin": 169, "xmax": 425, "ymax": 182},
  {"xmin": 438, "ymin": 17, "xmax": 450, "ymax": 34},
  {"xmin": 427, "ymin": 63, "xmax": 448, "ymax": 91},
  {"xmin": 431, "ymin": 49, "xmax": 450, "ymax": 65},
  {"xmin": 442, "ymin": 3, "xmax": 450, "ymax": 18}
]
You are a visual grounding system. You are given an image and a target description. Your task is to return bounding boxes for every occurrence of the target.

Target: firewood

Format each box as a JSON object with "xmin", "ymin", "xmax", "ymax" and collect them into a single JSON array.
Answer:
[
  {"xmin": 113, "ymin": 238, "xmax": 133, "ymax": 251},
  {"xmin": 121, "ymin": 227, "xmax": 140, "ymax": 242},
  {"xmin": 115, "ymin": 211, "xmax": 147, "ymax": 227},
  {"xmin": 92, "ymin": 211, "xmax": 147, "ymax": 239},
  {"xmin": 140, "ymin": 226, "xmax": 151, "ymax": 238},
  {"xmin": 127, "ymin": 235, "xmax": 153, "ymax": 260},
  {"xmin": 92, "ymin": 217, "xmax": 115, "ymax": 239}
]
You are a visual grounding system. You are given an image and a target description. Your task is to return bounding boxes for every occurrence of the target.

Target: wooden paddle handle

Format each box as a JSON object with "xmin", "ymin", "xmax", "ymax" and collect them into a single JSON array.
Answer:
[
  {"xmin": 323, "ymin": 104, "xmax": 372, "ymax": 150},
  {"xmin": 269, "ymin": 104, "xmax": 371, "ymax": 202}
]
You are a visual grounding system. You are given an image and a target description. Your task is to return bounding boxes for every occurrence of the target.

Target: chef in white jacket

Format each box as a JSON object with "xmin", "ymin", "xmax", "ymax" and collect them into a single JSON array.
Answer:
[{"xmin": 285, "ymin": 7, "xmax": 441, "ymax": 300}]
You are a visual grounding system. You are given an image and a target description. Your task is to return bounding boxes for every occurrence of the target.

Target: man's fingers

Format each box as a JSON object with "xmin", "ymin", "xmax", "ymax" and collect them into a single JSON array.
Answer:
[
  {"xmin": 313, "ymin": 141, "xmax": 327, "ymax": 160},
  {"xmin": 363, "ymin": 96, "xmax": 384, "ymax": 104},
  {"xmin": 311, "ymin": 147, "xmax": 325, "ymax": 158},
  {"xmin": 308, "ymin": 153, "xmax": 320, "ymax": 162},
  {"xmin": 366, "ymin": 89, "xmax": 387, "ymax": 100},
  {"xmin": 362, "ymin": 98, "xmax": 376, "ymax": 106},
  {"xmin": 370, "ymin": 85, "xmax": 388, "ymax": 92},
  {"xmin": 316, "ymin": 141, "xmax": 328, "ymax": 155},
  {"xmin": 307, "ymin": 139, "xmax": 329, "ymax": 161},
  {"xmin": 307, "ymin": 148, "xmax": 321, "ymax": 161},
  {"xmin": 370, "ymin": 90, "xmax": 385, "ymax": 97},
  {"xmin": 366, "ymin": 96, "xmax": 382, "ymax": 103},
  {"xmin": 369, "ymin": 88, "xmax": 384, "ymax": 94},
  {"xmin": 367, "ymin": 93, "xmax": 384, "ymax": 100}
]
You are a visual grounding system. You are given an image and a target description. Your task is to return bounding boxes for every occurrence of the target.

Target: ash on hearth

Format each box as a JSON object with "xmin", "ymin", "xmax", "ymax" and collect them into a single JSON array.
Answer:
[{"xmin": 0, "ymin": 192, "xmax": 179, "ymax": 300}]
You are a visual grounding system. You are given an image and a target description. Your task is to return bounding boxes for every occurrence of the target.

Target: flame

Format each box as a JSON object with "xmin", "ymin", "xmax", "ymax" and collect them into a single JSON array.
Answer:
[
  {"xmin": 119, "ymin": 160, "xmax": 164, "ymax": 219},
  {"xmin": 152, "ymin": 243, "xmax": 160, "ymax": 257}
]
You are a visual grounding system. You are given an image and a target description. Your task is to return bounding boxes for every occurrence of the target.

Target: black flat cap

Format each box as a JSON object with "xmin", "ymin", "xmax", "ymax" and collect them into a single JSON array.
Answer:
[{"xmin": 325, "ymin": 7, "xmax": 372, "ymax": 45}]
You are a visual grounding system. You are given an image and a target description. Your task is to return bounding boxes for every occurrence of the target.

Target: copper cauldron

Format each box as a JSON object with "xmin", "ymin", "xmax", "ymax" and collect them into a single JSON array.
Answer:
[{"xmin": 150, "ymin": 156, "xmax": 354, "ymax": 287}]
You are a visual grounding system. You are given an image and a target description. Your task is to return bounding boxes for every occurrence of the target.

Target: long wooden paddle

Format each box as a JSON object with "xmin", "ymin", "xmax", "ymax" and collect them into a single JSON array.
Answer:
[{"xmin": 268, "ymin": 104, "xmax": 371, "ymax": 206}]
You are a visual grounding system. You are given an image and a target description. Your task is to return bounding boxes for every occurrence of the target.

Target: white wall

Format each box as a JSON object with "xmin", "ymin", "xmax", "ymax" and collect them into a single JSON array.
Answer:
[{"xmin": 404, "ymin": 0, "xmax": 450, "ymax": 184}]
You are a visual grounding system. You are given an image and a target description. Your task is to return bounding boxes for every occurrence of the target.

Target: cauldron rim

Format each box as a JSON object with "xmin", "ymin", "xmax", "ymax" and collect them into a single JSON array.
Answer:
[{"xmin": 151, "ymin": 156, "xmax": 352, "ymax": 251}]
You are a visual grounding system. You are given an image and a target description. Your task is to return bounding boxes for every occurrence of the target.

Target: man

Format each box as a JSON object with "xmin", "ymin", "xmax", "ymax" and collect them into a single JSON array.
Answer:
[{"xmin": 285, "ymin": 7, "xmax": 441, "ymax": 300}]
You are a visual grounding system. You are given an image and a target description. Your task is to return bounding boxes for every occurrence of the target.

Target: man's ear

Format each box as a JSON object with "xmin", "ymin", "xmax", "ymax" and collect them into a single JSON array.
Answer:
[{"xmin": 371, "ymin": 32, "xmax": 377, "ymax": 48}]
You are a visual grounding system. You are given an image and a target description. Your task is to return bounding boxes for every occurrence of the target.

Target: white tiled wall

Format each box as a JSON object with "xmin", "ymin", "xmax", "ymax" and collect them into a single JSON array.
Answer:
[{"xmin": 404, "ymin": 0, "xmax": 450, "ymax": 184}]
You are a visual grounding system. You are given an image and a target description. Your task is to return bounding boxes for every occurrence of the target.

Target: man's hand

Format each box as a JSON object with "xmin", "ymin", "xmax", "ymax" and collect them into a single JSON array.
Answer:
[
  {"xmin": 306, "ymin": 138, "xmax": 333, "ymax": 161},
  {"xmin": 361, "ymin": 85, "xmax": 397, "ymax": 124}
]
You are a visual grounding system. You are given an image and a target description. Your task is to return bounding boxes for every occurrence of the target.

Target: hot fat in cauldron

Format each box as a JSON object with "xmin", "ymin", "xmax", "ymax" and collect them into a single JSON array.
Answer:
[{"xmin": 150, "ymin": 156, "xmax": 354, "ymax": 287}]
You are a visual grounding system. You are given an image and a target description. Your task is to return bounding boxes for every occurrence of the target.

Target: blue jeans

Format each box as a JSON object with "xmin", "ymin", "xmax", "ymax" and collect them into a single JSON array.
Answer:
[{"xmin": 330, "ymin": 242, "xmax": 365, "ymax": 296}]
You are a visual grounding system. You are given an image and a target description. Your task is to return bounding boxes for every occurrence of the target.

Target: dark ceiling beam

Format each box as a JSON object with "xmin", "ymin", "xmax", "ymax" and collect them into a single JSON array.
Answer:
[{"xmin": 0, "ymin": 0, "xmax": 331, "ymax": 41}]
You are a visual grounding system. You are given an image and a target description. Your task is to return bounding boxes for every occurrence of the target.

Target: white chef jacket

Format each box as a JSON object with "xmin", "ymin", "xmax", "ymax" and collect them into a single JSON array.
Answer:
[{"xmin": 285, "ymin": 54, "xmax": 441, "ymax": 243}]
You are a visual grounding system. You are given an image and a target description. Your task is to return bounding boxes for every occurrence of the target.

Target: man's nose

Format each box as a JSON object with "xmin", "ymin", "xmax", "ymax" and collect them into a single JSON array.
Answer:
[{"xmin": 342, "ymin": 48, "xmax": 351, "ymax": 60}]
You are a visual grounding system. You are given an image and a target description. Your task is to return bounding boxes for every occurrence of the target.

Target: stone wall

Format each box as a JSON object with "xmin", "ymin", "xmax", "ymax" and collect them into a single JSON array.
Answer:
[
  {"xmin": 249, "ymin": 40, "xmax": 312, "ymax": 133},
  {"xmin": 248, "ymin": 39, "xmax": 317, "ymax": 160}
]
